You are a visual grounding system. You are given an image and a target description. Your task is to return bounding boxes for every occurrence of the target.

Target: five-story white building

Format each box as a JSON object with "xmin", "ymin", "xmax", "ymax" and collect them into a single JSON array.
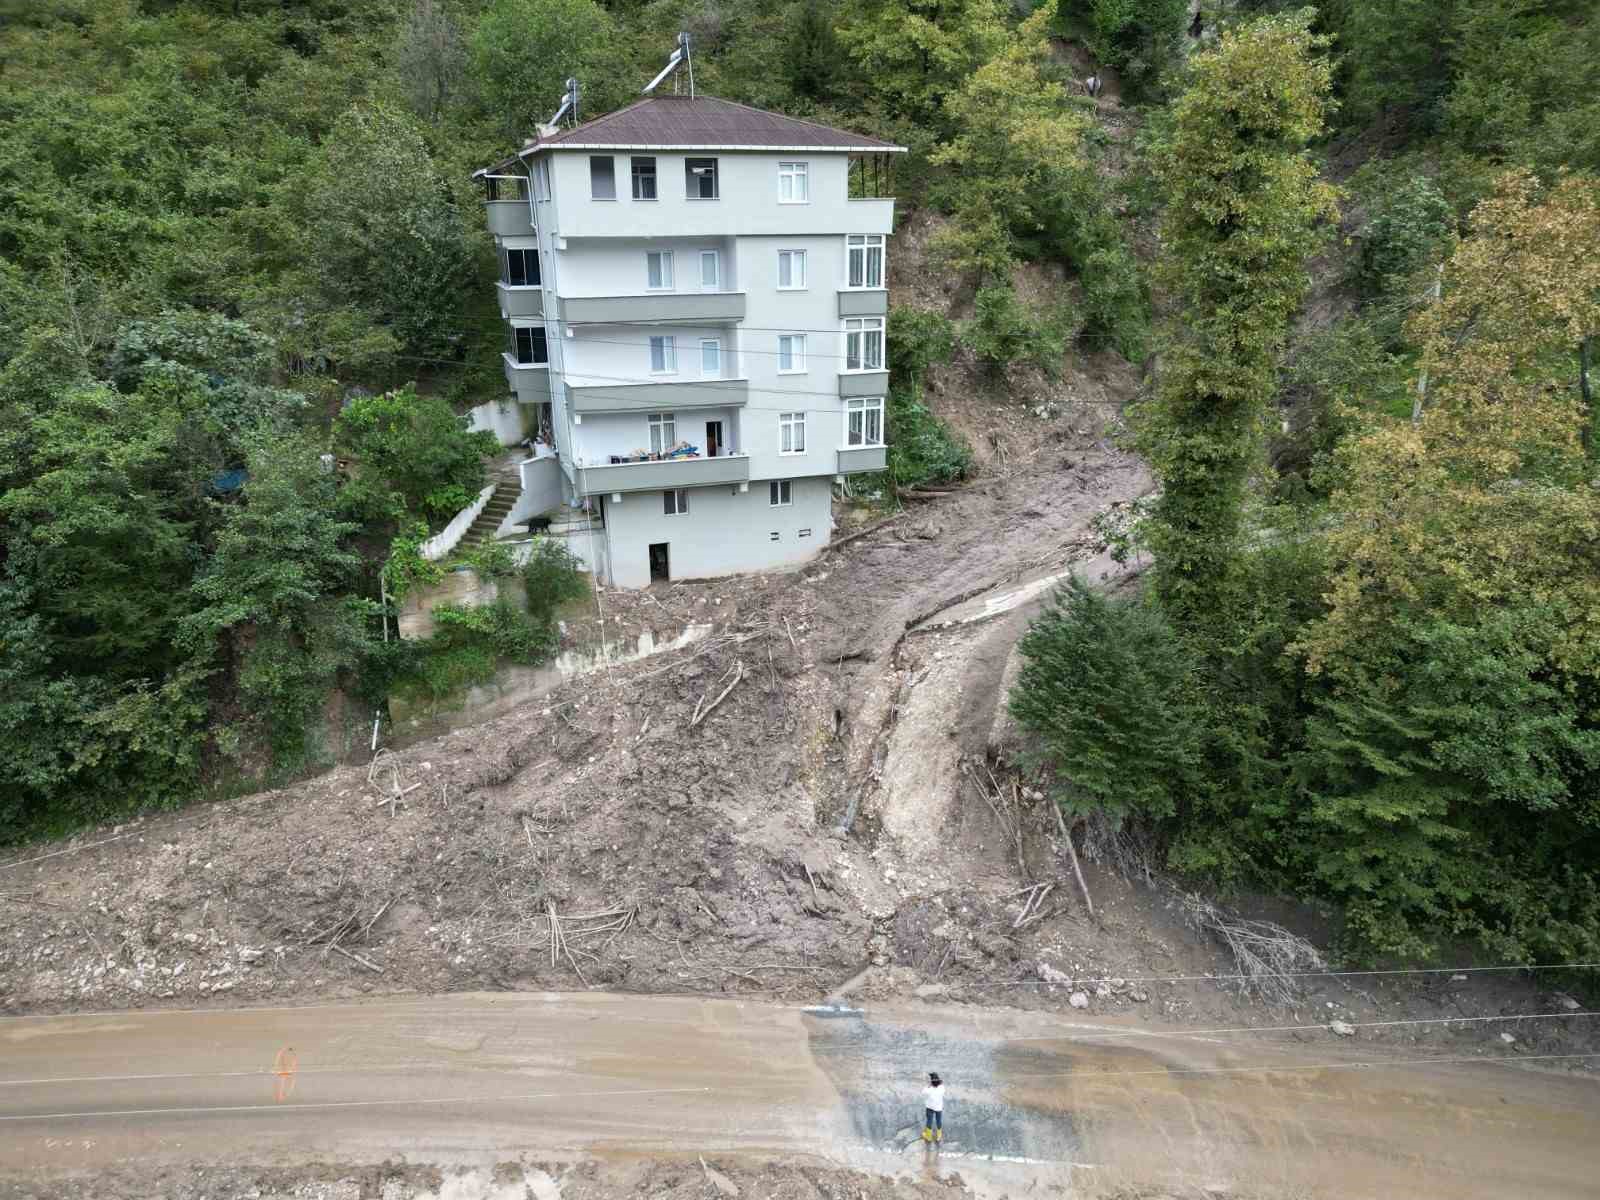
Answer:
[{"xmin": 476, "ymin": 95, "xmax": 901, "ymax": 588}]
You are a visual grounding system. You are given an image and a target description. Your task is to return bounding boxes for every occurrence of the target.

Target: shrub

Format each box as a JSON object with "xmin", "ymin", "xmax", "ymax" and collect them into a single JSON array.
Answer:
[
  {"xmin": 522, "ymin": 538, "xmax": 588, "ymax": 621},
  {"xmin": 962, "ymin": 283, "xmax": 1079, "ymax": 376},
  {"xmin": 333, "ymin": 384, "xmax": 497, "ymax": 528},
  {"xmin": 885, "ymin": 389, "xmax": 973, "ymax": 489}
]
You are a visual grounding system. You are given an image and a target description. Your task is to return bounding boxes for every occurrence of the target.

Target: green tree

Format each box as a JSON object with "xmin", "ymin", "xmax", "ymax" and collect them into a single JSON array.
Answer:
[
  {"xmin": 469, "ymin": 0, "xmax": 622, "ymax": 141},
  {"xmin": 930, "ymin": 11, "xmax": 1091, "ymax": 279},
  {"xmin": 1058, "ymin": 0, "xmax": 1188, "ymax": 100},
  {"xmin": 1011, "ymin": 577, "xmax": 1203, "ymax": 822},
  {"xmin": 1135, "ymin": 13, "xmax": 1336, "ymax": 650},
  {"xmin": 289, "ymin": 102, "xmax": 479, "ymax": 364},
  {"xmin": 182, "ymin": 434, "xmax": 366, "ymax": 772},
  {"xmin": 396, "ymin": 0, "xmax": 466, "ymax": 123},
  {"xmin": 333, "ymin": 384, "xmax": 498, "ymax": 527},
  {"xmin": 1294, "ymin": 607, "xmax": 1600, "ymax": 959},
  {"xmin": 788, "ymin": 0, "xmax": 842, "ymax": 102},
  {"xmin": 837, "ymin": 0, "xmax": 1007, "ymax": 133}
]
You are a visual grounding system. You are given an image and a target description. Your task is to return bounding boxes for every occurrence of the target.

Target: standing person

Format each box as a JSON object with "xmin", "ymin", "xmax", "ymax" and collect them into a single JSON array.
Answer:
[{"xmin": 921, "ymin": 1072, "xmax": 945, "ymax": 1143}]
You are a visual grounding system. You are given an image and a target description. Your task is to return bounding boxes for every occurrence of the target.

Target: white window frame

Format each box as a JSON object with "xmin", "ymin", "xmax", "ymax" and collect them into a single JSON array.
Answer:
[
  {"xmin": 769, "ymin": 480, "xmax": 793, "ymax": 507},
  {"xmin": 700, "ymin": 338, "xmax": 722, "ymax": 377},
  {"xmin": 646, "ymin": 251, "xmax": 674, "ymax": 291},
  {"xmin": 649, "ymin": 335, "xmax": 677, "ymax": 375},
  {"xmin": 778, "ymin": 161, "xmax": 809, "ymax": 204},
  {"xmin": 685, "ymin": 157, "xmax": 719, "ymax": 200},
  {"xmin": 777, "ymin": 334, "xmax": 807, "ymax": 374},
  {"xmin": 843, "ymin": 318, "xmax": 885, "ymax": 372},
  {"xmin": 630, "ymin": 156, "xmax": 657, "ymax": 200},
  {"xmin": 777, "ymin": 249, "xmax": 807, "ymax": 291},
  {"xmin": 589, "ymin": 156, "xmax": 616, "ymax": 201},
  {"xmin": 779, "ymin": 411, "xmax": 806, "ymax": 455},
  {"xmin": 663, "ymin": 488, "xmax": 689, "ymax": 516},
  {"xmin": 699, "ymin": 250, "xmax": 720, "ymax": 291},
  {"xmin": 845, "ymin": 397, "xmax": 885, "ymax": 447},
  {"xmin": 649, "ymin": 412, "xmax": 677, "ymax": 455},
  {"xmin": 847, "ymin": 234, "xmax": 885, "ymax": 289}
]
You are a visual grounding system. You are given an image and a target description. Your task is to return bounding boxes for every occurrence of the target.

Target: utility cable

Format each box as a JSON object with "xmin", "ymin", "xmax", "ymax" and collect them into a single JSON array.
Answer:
[{"xmin": 1002, "ymin": 1010, "xmax": 1600, "ymax": 1043}]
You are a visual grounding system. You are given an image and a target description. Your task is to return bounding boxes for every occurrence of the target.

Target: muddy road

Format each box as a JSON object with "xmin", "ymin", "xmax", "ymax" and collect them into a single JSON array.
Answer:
[{"xmin": 4, "ymin": 993, "xmax": 1597, "ymax": 1199}]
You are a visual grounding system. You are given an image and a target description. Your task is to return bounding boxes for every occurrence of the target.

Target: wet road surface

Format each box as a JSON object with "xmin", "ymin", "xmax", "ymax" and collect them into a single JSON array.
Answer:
[{"xmin": 2, "ymin": 994, "xmax": 1597, "ymax": 1197}]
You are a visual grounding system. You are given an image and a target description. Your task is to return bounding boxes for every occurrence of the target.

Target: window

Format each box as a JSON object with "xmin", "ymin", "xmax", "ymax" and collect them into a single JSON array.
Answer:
[
  {"xmin": 769, "ymin": 480, "xmax": 793, "ymax": 507},
  {"xmin": 844, "ymin": 317, "xmax": 884, "ymax": 371},
  {"xmin": 700, "ymin": 338, "xmax": 722, "ymax": 376},
  {"xmin": 512, "ymin": 325, "xmax": 547, "ymax": 365},
  {"xmin": 777, "ymin": 250, "xmax": 807, "ymax": 290},
  {"xmin": 663, "ymin": 488, "xmax": 689, "ymax": 516},
  {"xmin": 779, "ymin": 411, "xmax": 806, "ymax": 454},
  {"xmin": 631, "ymin": 156, "xmax": 657, "ymax": 200},
  {"xmin": 846, "ymin": 397, "xmax": 885, "ymax": 446},
  {"xmin": 777, "ymin": 334, "xmax": 806, "ymax": 374},
  {"xmin": 646, "ymin": 251, "xmax": 674, "ymax": 291},
  {"xmin": 699, "ymin": 250, "xmax": 720, "ymax": 291},
  {"xmin": 649, "ymin": 413, "xmax": 677, "ymax": 455},
  {"xmin": 504, "ymin": 247, "xmax": 540, "ymax": 287},
  {"xmin": 847, "ymin": 234, "xmax": 885, "ymax": 288},
  {"xmin": 778, "ymin": 161, "xmax": 809, "ymax": 203},
  {"xmin": 590, "ymin": 156, "xmax": 616, "ymax": 200},
  {"xmin": 685, "ymin": 157, "xmax": 719, "ymax": 200},
  {"xmin": 649, "ymin": 336, "xmax": 676, "ymax": 374},
  {"xmin": 534, "ymin": 159, "xmax": 551, "ymax": 201}
]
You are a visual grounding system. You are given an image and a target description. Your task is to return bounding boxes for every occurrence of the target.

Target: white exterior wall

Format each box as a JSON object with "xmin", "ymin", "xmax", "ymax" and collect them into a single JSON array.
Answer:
[
  {"xmin": 574, "ymin": 406, "xmax": 744, "ymax": 463},
  {"xmin": 563, "ymin": 323, "xmax": 742, "ymax": 389},
  {"xmin": 466, "ymin": 397, "xmax": 528, "ymax": 446},
  {"xmin": 548, "ymin": 153, "xmax": 893, "ymax": 238},
  {"xmin": 490, "ymin": 142, "xmax": 893, "ymax": 587},
  {"xmin": 556, "ymin": 237, "xmax": 738, "ymax": 296},
  {"xmin": 603, "ymin": 477, "xmax": 833, "ymax": 588}
]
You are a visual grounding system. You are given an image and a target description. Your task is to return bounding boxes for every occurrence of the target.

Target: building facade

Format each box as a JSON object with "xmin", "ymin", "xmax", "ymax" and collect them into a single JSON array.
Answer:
[{"xmin": 475, "ymin": 95, "xmax": 901, "ymax": 588}]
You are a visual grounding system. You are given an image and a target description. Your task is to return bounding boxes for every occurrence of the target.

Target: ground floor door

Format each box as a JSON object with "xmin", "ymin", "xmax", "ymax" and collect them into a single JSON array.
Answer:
[
  {"xmin": 705, "ymin": 420, "xmax": 723, "ymax": 458},
  {"xmin": 649, "ymin": 542, "xmax": 670, "ymax": 582}
]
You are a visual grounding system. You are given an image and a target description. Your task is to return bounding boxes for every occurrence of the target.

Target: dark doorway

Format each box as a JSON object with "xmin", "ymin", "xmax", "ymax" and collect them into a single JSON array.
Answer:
[
  {"xmin": 705, "ymin": 420, "xmax": 723, "ymax": 458},
  {"xmin": 649, "ymin": 542, "xmax": 670, "ymax": 581}
]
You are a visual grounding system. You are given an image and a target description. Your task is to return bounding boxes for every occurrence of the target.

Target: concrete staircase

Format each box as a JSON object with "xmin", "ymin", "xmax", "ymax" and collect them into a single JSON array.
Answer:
[{"xmin": 460, "ymin": 480, "xmax": 517, "ymax": 547}]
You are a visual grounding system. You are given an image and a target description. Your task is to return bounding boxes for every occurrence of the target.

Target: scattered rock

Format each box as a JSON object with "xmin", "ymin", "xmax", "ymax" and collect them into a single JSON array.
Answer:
[
  {"xmin": 1069, "ymin": 991, "xmax": 1090, "ymax": 1009},
  {"xmin": 1500, "ymin": 1032, "xmax": 1516, "ymax": 1044},
  {"xmin": 1037, "ymin": 963, "xmax": 1072, "ymax": 986},
  {"xmin": 1330, "ymin": 1020, "xmax": 1356, "ymax": 1037}
]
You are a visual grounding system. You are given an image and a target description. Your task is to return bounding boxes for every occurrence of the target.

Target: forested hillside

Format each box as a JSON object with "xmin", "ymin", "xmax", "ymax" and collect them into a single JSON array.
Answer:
[
  {"xmin": 1013, "ymin": 3, "xmax": 1600, "ymax": 963},
  {"xmin": 3, "ymin": 0, "xmax": 1599, "ymax": 973}
]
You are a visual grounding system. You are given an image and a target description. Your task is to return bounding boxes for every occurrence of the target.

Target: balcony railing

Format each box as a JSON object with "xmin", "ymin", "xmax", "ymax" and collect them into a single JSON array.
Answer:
[
  {"xmin": 575, "ymin": 452, "xmax": 751, "ymax": 495},
  {"xmin": 567, "ymin": 377, "xmax": 748, "ymax": 415},
  {"xmin": 839, "ymin": 370, "xmax": 889, "ymax": 398},
  {"xmin": 838, "ymin": 288, "xmax": 889, "ymax": 319},
  {"xmin": 484, "ymin": 199, "xmax": 535, "ymax": 237},
  {"xmin": 503, "ymin": 353, "xmax": 551, "ymax": 405},
  {"xmin": 837, "ymin": 445, "xmax": 887, "ymax": 474},
  {"xmin": 497, "ymin": 282, "xmax": 544, "ymax": 319},
  {"xmin": 558, "ymin": 291, "xmax": 747, "ymax": 326}
]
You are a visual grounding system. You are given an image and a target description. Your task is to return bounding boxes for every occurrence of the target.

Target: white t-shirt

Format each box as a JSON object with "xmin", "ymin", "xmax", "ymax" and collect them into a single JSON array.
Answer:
[{"xmin": 922, "ymin": 1084, "xmax": 945, "ymax": 1112}]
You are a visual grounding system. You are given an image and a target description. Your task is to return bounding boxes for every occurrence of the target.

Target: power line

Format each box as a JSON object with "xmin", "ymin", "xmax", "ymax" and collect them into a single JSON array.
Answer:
[
  {"xmin": 989, "ymin": 962, "xmax": 1600, "ymax": 990},
  {"xmin": 1003, "ymin": 1010, "xmax": 1600, "ymax": 1043}
]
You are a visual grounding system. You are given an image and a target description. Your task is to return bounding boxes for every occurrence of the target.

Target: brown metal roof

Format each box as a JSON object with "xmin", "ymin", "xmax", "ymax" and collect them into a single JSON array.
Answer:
[{"xmin": 528, "ymin": 95, "xmax": 902, "ymax": 152}]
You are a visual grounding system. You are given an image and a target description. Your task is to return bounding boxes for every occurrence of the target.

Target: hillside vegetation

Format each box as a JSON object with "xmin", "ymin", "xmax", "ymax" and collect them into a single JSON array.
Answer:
[{"xmin": 3, "ymin": 0, "xmax": 1599, "ymax": 975}]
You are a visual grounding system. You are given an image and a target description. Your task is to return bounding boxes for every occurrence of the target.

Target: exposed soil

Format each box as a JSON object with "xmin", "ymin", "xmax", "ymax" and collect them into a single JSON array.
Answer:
[{"xmin": 3, "ymin": 1153, "xmax": 1256, "ymax": 1200}]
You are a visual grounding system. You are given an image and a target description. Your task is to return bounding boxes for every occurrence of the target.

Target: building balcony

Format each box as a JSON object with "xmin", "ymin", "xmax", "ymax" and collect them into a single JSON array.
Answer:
[
  {"xmin": 839, "ymin": 370, "xmax": 889, "ymax": 398},
  {"xmin": 497, "ymin": 282, "xmax": 545, "ymax": 319},
  {"xmin": 575, "ymin": 452, "xmax": 751, "ymax": 496},
  {"xmin": 837, "ymin": 445, "xmax": 887, "ymax": 474},
  {"xmin": 503, "ymin": 354, "xmax": 552, "ymax": 405},
  {"xmin": 557, "ymin": 291, "xmax": 747, "ymax": 326},
  {"xmin": 838, "ymin": 288, "xmax": 889, "ymax": 319},
  {"xmin": 567, "ymin": 377, "xmax": 748, "ymax": 415},
  {"xmin": 485, "ymin": 200, "xmax": 536, "ymax": 237}
]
